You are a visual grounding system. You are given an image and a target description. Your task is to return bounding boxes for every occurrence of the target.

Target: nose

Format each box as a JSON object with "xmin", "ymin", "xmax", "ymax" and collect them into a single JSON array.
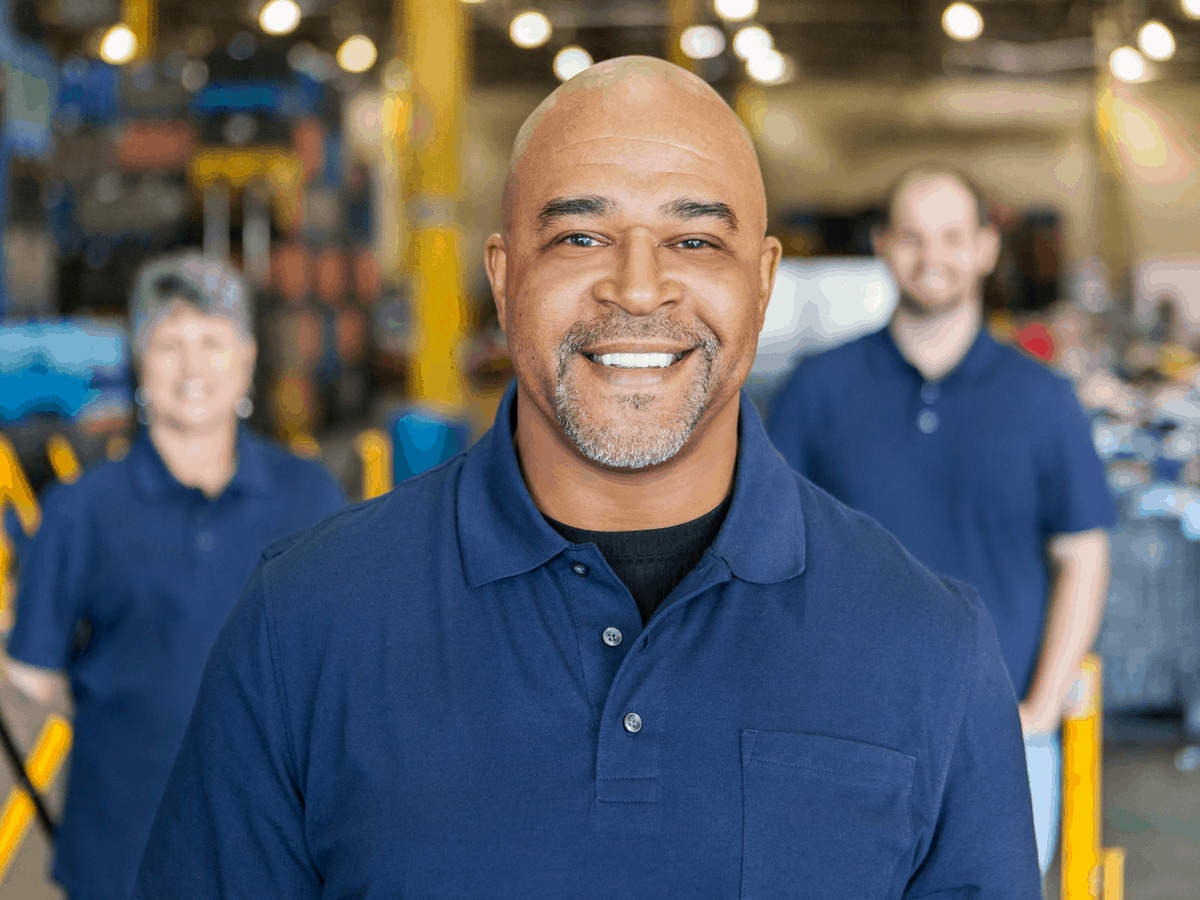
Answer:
[{"xmin": 593, "ymin": 234, "xmax": 682, "ymax": 315}]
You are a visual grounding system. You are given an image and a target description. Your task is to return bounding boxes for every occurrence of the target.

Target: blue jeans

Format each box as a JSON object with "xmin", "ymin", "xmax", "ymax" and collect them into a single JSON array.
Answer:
[{"xmin": 1024, "ymin": 730, "xmax": 1061, "ymax": 877}]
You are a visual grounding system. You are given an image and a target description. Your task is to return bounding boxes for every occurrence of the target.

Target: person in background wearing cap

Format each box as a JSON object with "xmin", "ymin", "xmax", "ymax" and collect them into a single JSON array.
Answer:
[
  {"xmin": 135, "ymin": 62, "xmax": 1039, "ymax": 899},
  {"xmin": 767, "ymin": 166, "xmax": 1116, "ymax": 881},
  {"xmin": 3, "ymin": 253, "xmax": 346, "ymax": 900}
]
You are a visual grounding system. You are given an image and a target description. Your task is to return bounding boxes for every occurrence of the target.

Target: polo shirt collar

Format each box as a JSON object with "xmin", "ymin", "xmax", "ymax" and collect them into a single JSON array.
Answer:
[
  {"xmin": 457, "ymin": 380, "xmax": 806, "ymax": 589},
  {"xmin": 870, "ymin": 322, "xmax": 1000, "ymax": 383},
  {"xmin": 131, "ymin": 425, "xmax": 272, "ymax": 499}
]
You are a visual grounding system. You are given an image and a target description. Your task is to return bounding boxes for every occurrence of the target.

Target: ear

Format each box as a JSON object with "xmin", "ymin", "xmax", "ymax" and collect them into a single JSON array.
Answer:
[
  {"xmin": 757, "ymin": 236, "xmax": 783, "ymax": 323},
  {"xmin": 484, "ymin": 234, "xmax": 509, "ymax": 335},
  {"xmin": 975, "ymin": 224, "xmax": 1001, "ymax": 277},
  {"xmin": 238, "ymin": 337, "xmax": 258, "ymax": 395}
]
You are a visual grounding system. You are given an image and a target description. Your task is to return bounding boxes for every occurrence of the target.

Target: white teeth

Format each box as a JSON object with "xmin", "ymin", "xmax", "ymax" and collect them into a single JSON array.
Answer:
[{"xmin": 597, "ymin": 352, "xmax": 676, "ymax": 368}]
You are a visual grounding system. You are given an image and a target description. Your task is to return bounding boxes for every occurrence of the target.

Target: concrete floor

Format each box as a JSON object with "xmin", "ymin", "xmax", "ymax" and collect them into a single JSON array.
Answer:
[{"xmin": 0, "ymin": 689, "xmax": 1197, "ymax": 898}]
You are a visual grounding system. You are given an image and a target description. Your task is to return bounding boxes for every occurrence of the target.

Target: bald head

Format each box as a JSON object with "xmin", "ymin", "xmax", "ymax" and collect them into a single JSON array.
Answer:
[{"xmin": 502, "ymin": 56, "xmax": 764, "ymax": 237}]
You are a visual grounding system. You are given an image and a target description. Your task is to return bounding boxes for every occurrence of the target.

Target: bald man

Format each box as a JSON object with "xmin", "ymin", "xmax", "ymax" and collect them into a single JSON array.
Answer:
[{"xmin": 134, "ymin": 61, "xmax": 1040, "ymax": 899}]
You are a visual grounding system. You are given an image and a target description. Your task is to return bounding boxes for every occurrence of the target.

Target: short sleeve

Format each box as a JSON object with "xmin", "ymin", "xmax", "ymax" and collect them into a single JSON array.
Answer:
[
  {"xmin": 133, "ymin": 563, "xmax": 320, "ymax": 899},
  {"xmin": 902, "ymin": 600, "xmax": 1042, "ymax": 898},
  {"xmin": 1039, "ymin": 379, "xmax": 1118, "ymax": 537},
  {"xmin": 6, "ymin": 483, "xmax": 88, "ymax": 671},
  {"xmin": 765, "ymin": 358, "xmax": 815, "ymax": 478}
]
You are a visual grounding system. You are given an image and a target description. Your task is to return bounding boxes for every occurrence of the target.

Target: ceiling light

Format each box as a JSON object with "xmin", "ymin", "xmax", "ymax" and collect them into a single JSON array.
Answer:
[
  {"xmin": 942, "ymin": 3, "xmax": 983, "ymax": 41},
  {"xmin": 733, "ymin": 25, "xmax": 772, "ymax": 60},
  {"xmin": 680, "ymin": 25, "xmax": 725, "ymax": 60},
  {"xmin": 337, "ymin": 35, "xmax": 377, "ymax": 73},
  {"xmin": 259, "ymin": 0, "xmax": 302, "ymax": 36},
  {"xmin": 100, "ymin": 25, "xmax": 137, "ymax": 64},
  {"xmin": 1184, "ymin": 0, "xmax": 1200, "ymax": 20},
  {"xmin": 746, "ymin": 48, "xmax": 787, "ymax": 84},
  {"xmin": 714, "ymin": 0, "xmax": 757, "ymax": 23},
  {"xmin": 1109, "ymin": 46, "xmax": 1146, "ymax": 82},
  {"xmin": 1138, "ymin": 21, "xmax": 1176, "ymax": 61},
  {"xmin": 510, "ymin": 11, "xmax": 552, "ymax": 49},
  {"xmin": 553, "ymin": 46, "xmax": 593, "ymax": 81}
]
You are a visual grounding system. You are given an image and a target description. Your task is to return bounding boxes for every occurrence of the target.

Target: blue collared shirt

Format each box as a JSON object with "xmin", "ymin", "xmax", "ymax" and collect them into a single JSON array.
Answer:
[
  {"xmin": 766, "ymin": 327, "xmax": 1117, "ymax": 699},
  {"xmin": 135, "ymin": 381, "xmax": 1040, "ymax": 899},
  {"xmin": 6, "ymin": 428, "xmax": 345, "ymax": 900}
]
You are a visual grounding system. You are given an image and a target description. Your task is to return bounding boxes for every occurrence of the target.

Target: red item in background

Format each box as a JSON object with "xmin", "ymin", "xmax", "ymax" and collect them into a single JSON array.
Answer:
[
  {"xmin": 1017, "ymin": 323, "xmax": 1055, "ymax": 362},
  {"xmin": 352, "ymin": 250, "xmax": 381, "ymax": 305},
  {"xmin": 315, "ymin": 250, "xmax": 348, "ymax": 305},
  {"xmin": 336, "ymin": 308, "xmax": 367, "ymax": 362},
  {"xmin": 293, "ymin": 119, "xmax": 325, "ymax": 183},
  {"xmin": 273, "ymin": 245, "xmax": 310, "ymax": 305},
  {"xmin": 117, "ymin": 122, "xmax": 195, "ymax": 169}
]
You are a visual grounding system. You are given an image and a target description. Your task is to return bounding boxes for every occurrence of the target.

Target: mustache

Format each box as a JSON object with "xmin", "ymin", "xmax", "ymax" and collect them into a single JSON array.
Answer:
[{"xmin": 557, "ymin": 313, "xmax": 721, "ymax": 361}]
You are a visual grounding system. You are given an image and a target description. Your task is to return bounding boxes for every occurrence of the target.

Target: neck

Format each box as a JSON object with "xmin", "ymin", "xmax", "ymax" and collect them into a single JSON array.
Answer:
[
  {"xmin": 888, "ymin": 297, "xmax": 982, "ymax": 382},
  {"xmin": 514, "ymin": 388, "xmax": 738, "ymax": 532},
  {"xmin": 148, "ymin": 416, "xmax": 239, "ymax": 499}
]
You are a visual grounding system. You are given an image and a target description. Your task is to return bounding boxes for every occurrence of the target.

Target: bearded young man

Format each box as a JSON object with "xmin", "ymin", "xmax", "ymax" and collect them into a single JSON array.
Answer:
[
  {"xmin": 135, "ymin": 63, "xmax": 1040, "ymax": 899},
  {"xmin": 767, "ymin": 167, "xmax": 1116, "ymax": 881}
]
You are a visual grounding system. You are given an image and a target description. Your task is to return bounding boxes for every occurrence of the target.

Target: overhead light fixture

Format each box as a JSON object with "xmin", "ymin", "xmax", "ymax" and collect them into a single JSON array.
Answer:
[
  {"xmin": 680, "ymin": 25, "xmax": 725, "ymax": 60},
  {"xmin": 259, "ymin": 0, "xmax": 302, "ymax": 36},
  {"xmin": 1184, "ymin": 0, "xmax": 1200, "ymax": 20},
  {"xmin": 1109, "ymin": 45, "xmax": 1146, "ymax": 82},
  {"xmin": 510, "ymin": 11, "xmax": 552, "ymax": 48},
  {"xmin": 100, "ymin": 25, "xmax": 138, "ymax": 64},
  {"xmin": 337, "ymin": 35, "xmax": 378, "ymax": 73},
  {"xmin": 746, "ymin": 48, "xmax": 788, "ymax": 85},
  {"xmin": 714, "ymin": 0, "xmax": 757, "ymax": 22},
  {"xmin": 733, "ymin": 25, "xmax": 772, "ymax": 60},
  {"xmin": 942, "ymin": 3, "xmax": 983, "ymax": 41},
  {"xmin": 553, "ymin": 46, "xmax": 593, "ymax": 81},
  {"xmin": 1138, "ymin": 21, "xmax": 1176, "ymax": 61}
]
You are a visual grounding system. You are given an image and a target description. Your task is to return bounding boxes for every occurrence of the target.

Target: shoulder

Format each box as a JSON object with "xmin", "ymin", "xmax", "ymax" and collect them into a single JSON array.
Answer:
[
  {"xmin": 989, "ymin": 339, "xmax": 1078, "ymax": 401},
  {"xmin": 244, "ymin": 431, "xmax": 341, "ymax": 490},
  {"xmin": 794, "ymin": 472, "xmax": 980, "ymax": 649},
  {"xmin": 36, "ymin": 453, "xmax": 130, "ymax": 522},
  {"xmin": 791, "ymin": 331, "xmax": 879, "ymax": 382}
]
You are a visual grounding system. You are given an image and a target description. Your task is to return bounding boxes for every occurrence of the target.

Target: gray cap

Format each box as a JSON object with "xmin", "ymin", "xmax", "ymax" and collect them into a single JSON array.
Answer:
[{"xmin": 130, "ymin": 252, "xmax": 252, "ymax": 358}]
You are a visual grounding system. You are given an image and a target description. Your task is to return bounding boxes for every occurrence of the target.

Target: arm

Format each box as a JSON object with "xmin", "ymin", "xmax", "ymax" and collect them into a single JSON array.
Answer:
[
  {"xmin": 1019, "ymin": 529, "xmax": 1111, "ymax": 735},
  {"xmin": 134, "ymin": 564, "xmax": 319, "ymax": 899}
]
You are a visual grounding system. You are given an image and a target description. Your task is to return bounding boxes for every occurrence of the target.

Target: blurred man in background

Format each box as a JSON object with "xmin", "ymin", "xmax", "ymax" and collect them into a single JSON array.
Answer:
[
  {"xmin": 767, "ymin": 166, "xmax": 1116, "ymax": 879},
  {"xmin": 3, "ymin": 254, "xmax": 345, "ymax": 900}
]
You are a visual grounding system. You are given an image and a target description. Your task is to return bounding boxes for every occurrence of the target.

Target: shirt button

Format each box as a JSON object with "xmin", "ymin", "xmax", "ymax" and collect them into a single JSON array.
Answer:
[
  {"xmin": 196, "ymin": 531, "xmax": 214, "ymax": 552},
  {"xmin": 920, "ymin": 382, "xmax": 941, "ymax": 404},
  {"xmin": 602, "ymin": 627, "xmax": 623, "ymax": 647},
  {"xmin": 623, "ymin": 712, "xmax": 642, "ymax": 733},
  {"xmin": 917, "ymin": 409, "xmax": 940, "ymax": 434},
  {"xmin": 571, "ymin": 562, "xmax": 589, "ymax": 577}
]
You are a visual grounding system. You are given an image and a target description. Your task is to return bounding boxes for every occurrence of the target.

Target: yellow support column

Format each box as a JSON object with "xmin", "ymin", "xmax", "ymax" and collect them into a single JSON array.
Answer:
[
  {"xmin": 667, "ymin": 0, "xmax": 697, "ymax": 72},
  {"xmin": 1101, "ymin": 847, "xmax": 1125, "ymax": 900},
  {"xmin": 1062, "ymin": 653, "xmax": 1102, "ymax": 900},
  {"xmin": 46, "ymin": 435, "xmax": 81, "ymax": 484},
  {"xmin": 356, "ymin": 429, "xmax": 393, "ymax": 500},
  {"xmin": 0, "ymin": 437, "xmax": 40, "ymax": 536},
  {"xmin": 401, "ymin": 0, "xmax": 467, "ymax": 406},
  {"xmin": 0, "ymin": 715, "xmax": 72, "ymax": 882},
  {"xmin": 123, "ymin": 0, "xmax": 156, "ymax": 60}
]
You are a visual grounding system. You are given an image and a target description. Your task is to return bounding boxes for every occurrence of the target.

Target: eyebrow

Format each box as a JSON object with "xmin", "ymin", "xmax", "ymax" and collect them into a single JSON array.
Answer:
[
  {"xmin": 536, "ymin": 195, "xmax": 617, "ymax": 229},
  {"xmin": 660, "ymin": 198, "xmax": 738, "ymax": 233}
]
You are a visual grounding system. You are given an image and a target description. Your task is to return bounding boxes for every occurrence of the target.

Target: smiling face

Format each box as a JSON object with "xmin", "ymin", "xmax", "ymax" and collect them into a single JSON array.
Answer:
[
  {"xmin": 874, "ymin": 174, "xmax": 999, "ymax": 318},
  {"xmin": 487, "ymin": 58, "xmax": 781, "ymax": 470},
  {"xmin": 141, "ymin": 302, "xmax": 256, "ymax": 435}
]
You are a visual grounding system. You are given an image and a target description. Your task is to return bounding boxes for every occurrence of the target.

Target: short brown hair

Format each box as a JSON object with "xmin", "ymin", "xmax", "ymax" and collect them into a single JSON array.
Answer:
[{"xmin": 886, "ymin": 165, "xmax": 991, "ymax": 228}]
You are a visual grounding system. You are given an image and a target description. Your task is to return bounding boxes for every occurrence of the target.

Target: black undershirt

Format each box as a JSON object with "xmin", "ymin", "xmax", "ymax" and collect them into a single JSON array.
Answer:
[{"xmin": 545, "ymin": 493, "xmax": 733, "ymax": 625}]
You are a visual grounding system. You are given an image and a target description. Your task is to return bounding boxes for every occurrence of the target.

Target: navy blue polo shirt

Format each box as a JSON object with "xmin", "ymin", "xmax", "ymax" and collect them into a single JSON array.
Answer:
[
  {"xmin": 766, "ymin": 327, "xmax": 1117, "ymax": 700},
  {"xmin": 135, "ymin": 381, "xmax": 1039, "ymax": 899},
  {"xmin": 6, "ymin": 428, "xmax": 345, "ymax": 900}
]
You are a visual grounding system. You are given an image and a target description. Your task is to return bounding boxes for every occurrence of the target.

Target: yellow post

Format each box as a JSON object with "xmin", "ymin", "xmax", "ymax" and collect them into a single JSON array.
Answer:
[
  {"xmin": 667, "ymin": 0, "xmax": 698, "ymax": 72},
  {"xmin": 0, "ymin": 436, "xmax": 40, "ymax": 536},
  {"xmin": 0, "ymin": 532, "xmax": 12, "ymax": 629},
  {"xmin": 1062, "ymin": 653, "xmax": 1102, "ymax": 900},
  {"xmin": 356, "ymin": 429, "xmax": 393, "ymax": 500},
  {"xmin": 46, "ymin": 435, "xmax": 81, "ymax": 484},
  {"xmin": 0, "ymin": 715, "xmax": 72, "ymax": 882},
  {"xmin": 123, "ymin": 0, "xmax": 156, "ymax": 60},
  {"xmin": 1101, "ymin": 847, "xmax": 1125, "ymax": 900},
  {"xmin": 402, "ymin": 0, "xmax": 467, "ymax": 406}
]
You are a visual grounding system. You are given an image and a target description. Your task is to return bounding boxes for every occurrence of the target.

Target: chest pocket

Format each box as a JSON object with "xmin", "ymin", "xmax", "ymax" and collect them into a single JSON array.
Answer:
[{"xmin": 741, "ymin": 730, "xmax": 915, "ymax": 900}]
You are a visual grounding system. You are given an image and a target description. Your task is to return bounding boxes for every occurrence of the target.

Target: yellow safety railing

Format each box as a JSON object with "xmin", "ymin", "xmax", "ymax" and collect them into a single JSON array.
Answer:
[
  {"xmin": 0, "ymin": 716, "xmax": 72, "ymax": 882},
  {"xmin": 1062, "ymin": 653, "xmax": 1125, "ymax": 900},
  {"xmin": 45, "ymin": 435, "xmax": 81, "ymax": 484},
  {"xmin": 356, "ymin": 430, "xmax": 393, "ymax": 500}
]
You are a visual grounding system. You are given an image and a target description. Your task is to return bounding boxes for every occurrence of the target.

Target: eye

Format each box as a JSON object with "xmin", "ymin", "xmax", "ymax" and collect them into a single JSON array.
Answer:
[
  {"xmin": 560, "ymin": 233, "xmax": 602, "ymax": 248},
  {"xmin": 674, "ymin": 238, "xmax": 715, "ymax": 250}
]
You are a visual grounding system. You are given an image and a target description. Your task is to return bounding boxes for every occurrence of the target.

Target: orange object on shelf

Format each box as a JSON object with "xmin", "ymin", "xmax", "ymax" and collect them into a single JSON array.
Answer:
[
  {"xmin": 315, "ymin": 249, "xmax": 348, "ymax": 305},
  {"xmin": 336, "ymin": 308, "xmax": 367, "ymax": 362},
  {"xmin": 352, "ymin": 249, "xmax": 381, "ymax": 304},
  {"xmin": 272, "ymin": 245, "xmax": 310, "ymax": 305}
]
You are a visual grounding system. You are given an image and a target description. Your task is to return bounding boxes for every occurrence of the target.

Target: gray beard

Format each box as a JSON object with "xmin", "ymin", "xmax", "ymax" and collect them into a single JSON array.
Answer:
[{"xmin": 551, "ymin": 313, "xmax": 720, "ymax": 470}]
